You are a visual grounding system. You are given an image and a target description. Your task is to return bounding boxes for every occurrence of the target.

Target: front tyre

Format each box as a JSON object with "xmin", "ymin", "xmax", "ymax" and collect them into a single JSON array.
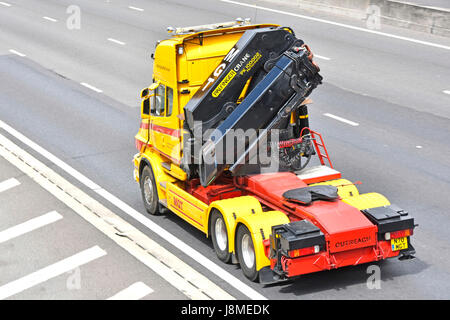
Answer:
[
  {"xmin": 140, "ymin": 165, "xmax": 161, "ymax": 215},
  {"xmin": 236, "ymin": 225, "xmax": 258, "ymax": 282},
  {"xmin": 210, "ymin": 210, "xmax": 232, "ymax": 263}
]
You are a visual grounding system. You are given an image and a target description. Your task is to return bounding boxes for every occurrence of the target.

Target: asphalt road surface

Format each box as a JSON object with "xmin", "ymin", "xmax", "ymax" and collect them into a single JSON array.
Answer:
[
  {"xmin": 401, "ymin": 0, "xmax": 450, "ymax": 9},
  {"xmin": 1, "ymin": 0, "xmax": 450, "ymax": 300}
]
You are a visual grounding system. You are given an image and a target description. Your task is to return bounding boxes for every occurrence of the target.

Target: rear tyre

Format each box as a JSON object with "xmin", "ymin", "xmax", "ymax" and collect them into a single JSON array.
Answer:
[
  {"xmin": 210, "ymin": 210, "xmax": 232, "ymax": 263},
  {"xmin": 140, "ymin": 165, "xmax": 161, "ymax": 215},
  {"xmin": 236, "ymin": 224, "xmax": 259, "ymax": 282}
]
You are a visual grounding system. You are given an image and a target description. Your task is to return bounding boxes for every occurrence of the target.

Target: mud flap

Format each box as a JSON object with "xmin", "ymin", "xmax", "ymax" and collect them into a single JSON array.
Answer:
[
  {"xmin": 399, "ymin": 242, "xmax": 416, "ymax": 261},
  {"xmin": 259, "ymin": 266, "xmax": 287, "ymax": 285}
]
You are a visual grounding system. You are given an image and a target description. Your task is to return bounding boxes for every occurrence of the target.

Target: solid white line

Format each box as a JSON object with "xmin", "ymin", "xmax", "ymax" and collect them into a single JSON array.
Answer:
[
  {"xmin": 443, "ymin": 90, "xmax": 450, "ymax": 95},
  {"xmin": 0, "ymin": 178, "xmax": 20, "ymax": 193},
  {"xmin": 0, "ymin": 131, "xmax": 234, "ymax": 300},
  {"xmin": 107, "ymin": 282, "xmax": 154, "ymax": 300},
  {"xmin": 0, "ymin": 211, "xmax": 63, "ymax": 244},
  {"xmin": 9, "ymin": 49, "xmax": 26, "ymax": 57},
  {"xmin": 96, "ymin": 189, "xmax": 266, "ymax": 300},
  {"xmin": 0, "ymin": 122, "xmax": 100, "ymax": 190},
  {"xmin": 0, "ymin": 246, "xmax": 106, "ymax": 300},
  {"xmin": 0, "ymin": 2, "xmax": 11, "ymax": 7},
  {"xmin": 42, "ymin": 16, "xmax": 58, "ymax": 22},
  {"xmin": 314, "ymin": 54, "xmax": 331, "ymax": 61},
  {"xmin": 0, "ymin": 121, "xmax": 267, "ymax": 300},
  {"xmin": 220, "ymin": 0, "xmax": 450, "ymax": 51},
  {"xmin": 128, "ymin": 6, "xmax": 144, "ymax": 12},
  {"xmin": 324, "ymin": 113, "xmax": 359, "ymax": 126},
  {"xmin": 80, "ymin": 82, "xmax": 103, "ymax": 93},
  {"xmin": 107, "ymin": 38, "xmax": 126, "ymax": 46}
]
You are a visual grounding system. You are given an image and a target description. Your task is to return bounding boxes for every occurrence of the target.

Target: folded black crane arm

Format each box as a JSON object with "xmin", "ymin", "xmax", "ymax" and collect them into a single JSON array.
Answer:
[
  {"xmin": 181, "ymin": 27, "xmax": 322, "ymax": 186},
  {"xmin": 184, "ymin": 27, "xmax": 298, "ymax": 134}
]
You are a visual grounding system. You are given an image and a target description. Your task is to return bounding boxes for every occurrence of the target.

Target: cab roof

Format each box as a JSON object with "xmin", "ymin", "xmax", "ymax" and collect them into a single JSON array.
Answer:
[{"xmin": 165, "ymin": 21, "xmax": 280, "ymax": 45}]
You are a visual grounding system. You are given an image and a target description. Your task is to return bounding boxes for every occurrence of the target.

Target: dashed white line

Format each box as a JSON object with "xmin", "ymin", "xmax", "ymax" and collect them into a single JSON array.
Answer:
[
  {"xmin": 416, "ymin": 145, "xmax": 423, "ymax": 149},
  {"xmin": 315, "ymin": 54, "xmax": 331, "ymax": 61},
  {"xmin": 0, "ymin": 130, "xmax": 235, "ymax": 300},
  {"xmin": 107, "ymin": 38, "xmax": 126, "ymax": 46},
  {"xmin": 443, "ymin": 90, "xmax": 450, "ymax": 95},
  {"xmin": 42, "ymin": 16, "xmax": 58, "ymax": 22},
  {"xmin": 80, "ymin": 82, "xmax": 103, "ymax": 93},
  {"xmin": 220, "ymin": 0, "xmax": 450, "ymax": 51},
  {"xmin": 9, "ymin": 49, "xmax": 26, "ymax": 57},
  {"xmin": 128, "ymin": 6, "xmax": 144, "ymax": 12},
  {"xmin": 0, "ymin": 2, "xmax": 11, "ymax": 7},
  {"xmin": 108, "ymin": 282, "xmax": 154, "ymax": 300},
  {"xmin": 0, "ymin": 211, "xmax": 63, "ymax": 244},
  {"xmin": 0, "ymin": 246, "xmax": 106, "ymax": 300},
  {"xmin": 0, "ymin": 177, "xmax": 20, "ymax": 193},
  {"xmin": 0, "ymin": 120, "xmax": 267, "ymax": 300},
  {"xmin": 324, "ymin": 113, "xmax": 359, "ymax": 126},
  {"xmin": 0, "ymin": 122, "xmax": 100, "ymax": 190}
]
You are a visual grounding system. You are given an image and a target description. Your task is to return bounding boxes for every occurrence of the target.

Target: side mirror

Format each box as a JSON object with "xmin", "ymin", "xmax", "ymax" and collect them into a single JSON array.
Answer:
[
  {"xmin": 140, "ymin": 88, "xmax": 149, "ymax": 99},
  {"xmin": 141, "ymin": 95, "xmax": 154, "ymax": 119},
  {"xmin": 140, "ymin": 82, "xmax": 160, "ymax": 98}
]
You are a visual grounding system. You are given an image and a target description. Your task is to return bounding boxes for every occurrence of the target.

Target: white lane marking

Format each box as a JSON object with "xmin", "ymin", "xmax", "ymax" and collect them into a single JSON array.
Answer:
[
  {"xmin": 107, "ymin": 282, "xmax": 154, "ymax": 300},
  {"xmin": 0, "ymin": 122, "xmax": 100, "ymax": 190},
  {"xmin": 9, "ymin": 49, "xmax": 26, "ymax": 57},
  {"xmin": 42, "ymin": 16, "xmax": 58, "ymax": 22},
  {"xmin": 0, "ymin": 178, "xmax": 20, "ymax": 193},
  {"xmin": 324, "ymin": 113, "xmax": 360, "ymax": 126},
  {"xmin": 128, "ymin": 6, "xmax": 144, "ymax": 12},
  {"xmin": 0, "ymin": 211, "xmax": 63, "ymax": 244},
  {"xmin": 80, "ymin": 82, "xmax": 103, "ymax": 93},
  {"xmin": 0, "ymin": 131, "xmax": 234, "ymax": 300},
  {"xmin": 443, "ymin": 90, "xmax": 450, "ymax": 95},
  {"xmin": 0, "ymin": 2, "xmax": 11, "ymax": 7},
  {"xmin": 416, "ymin": 145, "xmax": 423, "ymax": 149},
  {"xmin": 314, "ymin": 54, "xmax": 331, "ymax": 61},
  {"xmin": 0, "ymin": 121, "xmax": 267, "ymax": 300},
  {"xmin": 220, "ymin": 0, "xmax": 450, "ymax": 51},
  {"xmin": 95, "ymin": 188, "xmax": 265, "ymax": 300},
  {"xmin": 107, "ymin": 38, "xmax": 126, "ymax": 46},
  {"xmin": 0, "ymin": 246, "xmax": 106, "ymax": 300}
]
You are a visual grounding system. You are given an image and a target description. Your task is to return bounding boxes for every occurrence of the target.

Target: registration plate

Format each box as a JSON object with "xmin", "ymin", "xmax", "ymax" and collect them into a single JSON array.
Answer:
[{"xmin": 391, "ymin": 237, "xmax": 408, "ymax": 251}]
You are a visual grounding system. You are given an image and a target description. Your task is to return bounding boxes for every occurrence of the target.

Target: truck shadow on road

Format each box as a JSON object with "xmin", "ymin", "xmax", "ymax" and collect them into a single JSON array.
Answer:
[
  {"xmin": 271, "ymin": 257, "xmax": 429, "ymax": 297},
  {"xmin": 141, "ymin": 203, "xmax": 430, "ymax": 298}
]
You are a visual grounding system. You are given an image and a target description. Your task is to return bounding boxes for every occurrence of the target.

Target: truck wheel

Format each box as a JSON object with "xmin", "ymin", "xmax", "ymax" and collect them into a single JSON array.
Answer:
[
  {"xmin": 210, "ymin": 210, "xmax": 232, "ymax": 263},
  {"xmin": 236, "ymin": 225, "xmax": 258, "ymax": 282},
  {"xmin": 140, "ymin": 165, "xmax": 160, "ymax": 215}
]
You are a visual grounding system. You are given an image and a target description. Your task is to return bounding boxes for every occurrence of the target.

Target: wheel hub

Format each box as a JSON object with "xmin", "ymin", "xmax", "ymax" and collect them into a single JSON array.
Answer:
[
  {"xmin": 215, "ymin": 218, "xmax": 228, "ymax": 251},
  {"xmin": 241, "ymin": 233, "xmax": 255, "ymax": 269},
  {"xmin": 143, "ymin": 176, "xmax": 154, "ymax": 205}
]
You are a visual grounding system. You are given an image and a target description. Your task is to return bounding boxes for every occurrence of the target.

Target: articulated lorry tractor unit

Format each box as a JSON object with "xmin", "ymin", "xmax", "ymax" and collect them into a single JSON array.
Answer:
[{"xmin": 133, "ymin": 20, "xmax": 416, "ymax": 284}]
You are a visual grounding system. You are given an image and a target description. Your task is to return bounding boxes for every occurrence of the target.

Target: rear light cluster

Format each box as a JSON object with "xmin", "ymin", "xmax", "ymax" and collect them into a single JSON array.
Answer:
[
  {"xmin": 270, "ymin": 220, "xmax": 326, "ymax": 272},
  {"xmin": 288, "ymin": 245, "xmax": 321, "ymax": 258},
  {"xmin": 384, "ymin": 229, "xmax": 413, "ymax": 241}
]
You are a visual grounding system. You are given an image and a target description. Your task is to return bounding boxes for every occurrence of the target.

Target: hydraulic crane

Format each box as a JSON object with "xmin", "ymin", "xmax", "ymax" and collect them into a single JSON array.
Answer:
[{"xmin": 134, "ymin": 20, "xmax": 416, "ymax": 283}]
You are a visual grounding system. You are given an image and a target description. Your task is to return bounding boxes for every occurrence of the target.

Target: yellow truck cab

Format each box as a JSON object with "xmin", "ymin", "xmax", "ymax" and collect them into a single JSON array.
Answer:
[
  {"xmin": 134, "ymin": 21, "xmax": 286, "ymax": 279},
  {"xmin": 133, "ymin": 20, "xmax": 416, "ymax": 283}
]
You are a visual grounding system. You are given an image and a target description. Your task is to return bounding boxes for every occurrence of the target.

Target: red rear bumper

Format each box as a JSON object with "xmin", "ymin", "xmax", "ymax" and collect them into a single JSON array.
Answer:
[{"xmin": 268, "ymin": 239, "xmax": 399, "ymax": 278}]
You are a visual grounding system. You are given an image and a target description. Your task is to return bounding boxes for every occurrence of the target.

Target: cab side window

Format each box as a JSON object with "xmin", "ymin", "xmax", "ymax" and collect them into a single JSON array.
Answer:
[
  {"xmin": 151, "ymin": 84, "xmax": 174, "ymax": 117},
  {"xmin": 166, "ymin": 86, "xmax": 173, "ymax": 117},
  {"xmin": 153, "ymin": 85, "xmax": 166, "ymax": 116}
]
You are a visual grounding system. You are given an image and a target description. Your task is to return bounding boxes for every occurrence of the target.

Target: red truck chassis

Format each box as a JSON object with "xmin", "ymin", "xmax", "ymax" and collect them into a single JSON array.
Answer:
[{"xmin": 183, "ymin": 130, "xmax": 416, "ymax": 282}]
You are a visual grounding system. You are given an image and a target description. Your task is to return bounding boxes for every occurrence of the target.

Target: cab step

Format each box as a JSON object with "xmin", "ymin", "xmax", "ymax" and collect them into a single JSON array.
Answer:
[
  {"xmin": 159, "ymin": 181, "xmax": 167, "ymax": 189},
  {"xmin": 161, "ymin": 162, "xmax": 171, "ymax": 170},
  {"xmin": 159, "ymin": 199, "xmax": 168, "ymax": 208}
]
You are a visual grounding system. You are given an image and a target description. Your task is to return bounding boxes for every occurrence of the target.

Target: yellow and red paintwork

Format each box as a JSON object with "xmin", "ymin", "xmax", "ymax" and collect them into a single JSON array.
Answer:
[{"xmin": 133, "ymin": 23, "xmax": 403, "ymax": 277}]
